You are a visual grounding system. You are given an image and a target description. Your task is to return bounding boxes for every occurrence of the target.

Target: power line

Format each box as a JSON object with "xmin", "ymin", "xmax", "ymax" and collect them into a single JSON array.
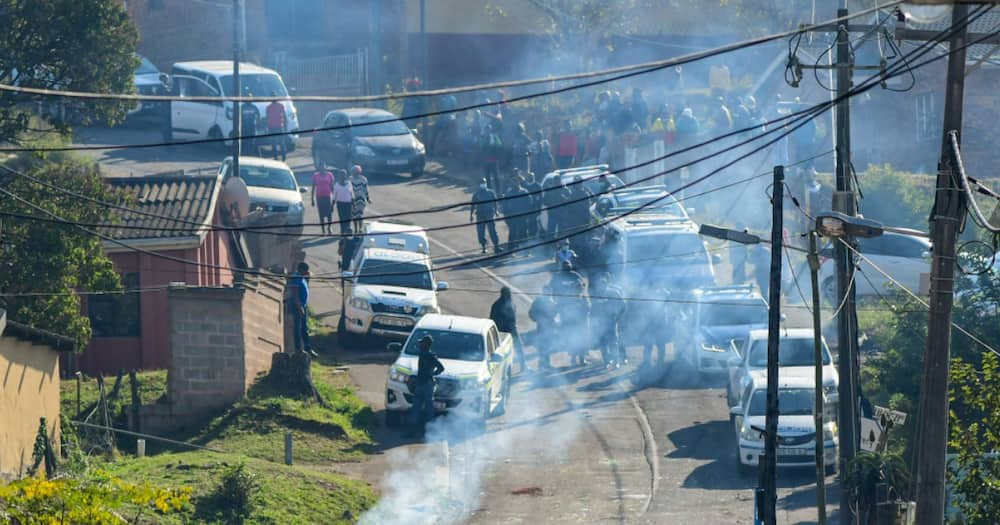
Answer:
[{"xmin": 0, "ymin": 4, "xmax": 898, "ymax": 107}]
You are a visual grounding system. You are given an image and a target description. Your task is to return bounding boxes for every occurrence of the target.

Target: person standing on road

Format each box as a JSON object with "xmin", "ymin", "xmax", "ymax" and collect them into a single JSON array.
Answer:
[
  {"xmin": 542, "ymin": 178, "xmax": 571, "ymax": 240},
  {"xmin": 265, "ymin": 92, "xmax": 287, "ymax": 161},
  {"xmin": 482, "ymin": 119, "xmax": 504, "ymax": 192},
  {"xmin": 490, "ymin": 286, "xmax": 528, "ymax": 373},
  {"xmin": 592, "ymin": 273, "xmax": 627, "ymax": 368},
  {"xmin": 240, "ymin": 91, "xmax": 260, "ymax": 156},
  {"xmin": 529, "ymin": 285, "xmax": 558, "ymax": 370},
  {"xmin": 470, "ymin": 179, "xmax": 501, "ymax": 254},
  {"xmin": 522, "ymin": 170, "xmax": 542, "ymax": 248},
  {"xmin": 349, "ymin": 165, "xmax": 371, "ymax": 234},
  {"xmin": 501, "ymin": 173, "xmax": 530, "ymax": 253},
  {"xmin": 412, "ymin": 334, "xmax": 445, "ymax": 438},
  {"xmin": 640, "ymin": 287, "xmax": 670, "ymax": 368},
  {"xmin": 288, "ymin": 262, "xmax": 317, "ymax": 358},
  {"xmin": 311, "ymin": 165, "xmax": 335, "ymax": 235},
  {"xmin": 552, "ymin": 261, "xmax": 590, "ymax": 366},
  {"xmin": 556, "ymin": 120, "xmax": 577, "ymax": 169},
  {"xmin": 339, "ymin": 233, "xmax": 361, "ymax": 272},
  {"xmin": 332, "ymin": 169, "xmax": 355, "ymax": 235}
]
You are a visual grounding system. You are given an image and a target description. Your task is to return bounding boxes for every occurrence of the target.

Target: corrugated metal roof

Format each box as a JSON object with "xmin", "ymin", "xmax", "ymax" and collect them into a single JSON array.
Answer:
[
  {"xmin": 102, "ymin": 173, "xmax": 222, "ymax": 241},
  {"xmin": 902, "ymin": 6, "xmax": 1000, "ymax": 65}
]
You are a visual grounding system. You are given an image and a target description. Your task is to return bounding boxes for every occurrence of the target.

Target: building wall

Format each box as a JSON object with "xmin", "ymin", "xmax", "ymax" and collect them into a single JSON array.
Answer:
[
  {"xmin": 80, "ymin": 228, "xmax": 234, "ymax": 375},
  {"xmin": 0, "ymin": 338, "xmax": 60, "ymax": 480}
]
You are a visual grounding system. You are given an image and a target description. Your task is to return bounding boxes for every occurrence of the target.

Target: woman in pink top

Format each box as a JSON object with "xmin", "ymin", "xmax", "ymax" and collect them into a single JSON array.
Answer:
[
  {"xmin": 311, "ymin": 165, "xmax": 335, "ymax": 234},
  {"xmin": 331, "ymin": 169, "xmax": 355, "ymax": 235}
]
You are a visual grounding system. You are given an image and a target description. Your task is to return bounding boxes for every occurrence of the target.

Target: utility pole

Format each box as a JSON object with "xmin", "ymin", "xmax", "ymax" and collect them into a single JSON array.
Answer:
[
  {"xmin": 808, "ymin": 231, "xmax": 828, "ymax": 525},
  {"xmin": 831, "ymin": 10, "xmax": 860, "ymax": 525},
  {"xmin": 419, "ymin": 0, "xmax": 428, "ymax": 87},
  {"xmin": 370, "ymin": 0, "xmax": 382, "ymax": 96},
  {"xmin": 915, "ymin": 4, "xmax": 969, "ymax": 523},
  {"xmin": 232, "ymin": 0, "xmax": 244, "ymax": 181},
  {"xmin": 761, "ymin": 165, "xmax": 786, "ymax": 525}
]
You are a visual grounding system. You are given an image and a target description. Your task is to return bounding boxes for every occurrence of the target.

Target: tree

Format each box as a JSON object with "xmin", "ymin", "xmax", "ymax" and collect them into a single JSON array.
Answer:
[
  {"xmin": 0, "ymin": 153, "xmax": 124, "ymax": 349},
  {"xmin": 0, "ymin": 0, "xmax": 138, "ymax": 142},
  {"xmin": 948, "ymin": 351, "xmax": 1000, "ymax": 524}
]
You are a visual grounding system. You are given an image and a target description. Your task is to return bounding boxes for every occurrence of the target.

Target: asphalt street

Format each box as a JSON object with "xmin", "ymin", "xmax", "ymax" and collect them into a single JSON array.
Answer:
[{"xmin": 77, "ymin": 124, "xmax": 840, "ymax": 524}]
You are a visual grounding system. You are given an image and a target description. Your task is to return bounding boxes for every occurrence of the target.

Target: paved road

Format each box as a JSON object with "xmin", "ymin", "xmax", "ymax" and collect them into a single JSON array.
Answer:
[{"xmin": 78, "ymin": 124, "xmax": 840, "ymax": 524}]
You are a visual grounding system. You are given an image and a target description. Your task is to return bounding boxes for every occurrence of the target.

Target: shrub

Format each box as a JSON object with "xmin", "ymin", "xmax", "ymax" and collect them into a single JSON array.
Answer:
[{"xmin": 209, "ymin": 462, "xmax": 260, "ymax": 524}]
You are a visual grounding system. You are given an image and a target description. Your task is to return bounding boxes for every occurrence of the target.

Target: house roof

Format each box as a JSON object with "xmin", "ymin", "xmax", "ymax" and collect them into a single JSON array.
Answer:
[
  {"xmin": 101, "ymin": 173, "xmax": 223, "ymax": 252},
  {"xmin": 899, "ymin": 7, "xmax": 1000, "ymax": 66},
  {"xmin": 0, "ymin": 309, "xmax": 76, "ymax": 352}
]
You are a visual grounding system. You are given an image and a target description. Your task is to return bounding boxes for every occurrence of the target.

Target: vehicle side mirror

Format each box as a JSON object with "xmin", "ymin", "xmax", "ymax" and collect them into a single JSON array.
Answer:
[
  {"xmin": 410, "ymin": 128, "xmax": 420, "ymax": 137},
  {"xmin": 387, "ymin": 342, "xmax": 402, "ymax": 353},
  {"xmin": 342, "ymin": 271, "xmax": 354, "ymax": 279},
  {"xmin": 780, "ymin": 313, "xmax": 787, "ymax": 322},
  {"xmin": 299, "ymin": 187, "xmax": 308, "ymax": 194},
  {"xmin": 729, "ymin": 405, "xmax": 743, "ymax": 416},
  {"xmin": 159, "ymin": 73, "xmax": 170, "ymax": 88},
  {"xmin": 490, "ymin": 353, "xmax": 503, "ymax": 363},
  {"xmin": 921, "ymin": 250, "xmax": 931, "ymax": 259},
  {"xmin": 436, "ymin": 281, "xmax": 449, "ymax": 291}
]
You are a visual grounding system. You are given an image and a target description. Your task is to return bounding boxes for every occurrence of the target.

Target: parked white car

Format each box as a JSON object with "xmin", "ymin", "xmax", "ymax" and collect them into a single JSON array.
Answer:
[
  {"xmin": 726, "ymin": 328, "xmax": 838, "ymax": 411},
  {"xmin": 674, "ymin": 285, "xmax": 768, "ymax": 374},
  {"xmin": 793, "ymin": 232, "xmax": 931, "ymax": 302},
  {"xmin": 168, "ymin": 61, "xmax": 299, "ymax": 150},
  {"xmin": 340, "ymin": 246, "xmax": 447, "ymax": 340},
  {"xmin": 731, "ymin": 371, "xmax": 838, "ymax": 473},
  {"xmin": 385, "ymin": 314, "xmax": 514, "ymax": 429},
  {"xmin": 219, "ymin": 156, "xmax": 306, "ymax": 233}
]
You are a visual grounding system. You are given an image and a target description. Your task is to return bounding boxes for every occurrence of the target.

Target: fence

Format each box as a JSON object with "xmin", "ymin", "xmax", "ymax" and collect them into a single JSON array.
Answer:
[{"xmin": 270, "ymin": 48, "xmax": 368, "ymax": 95}]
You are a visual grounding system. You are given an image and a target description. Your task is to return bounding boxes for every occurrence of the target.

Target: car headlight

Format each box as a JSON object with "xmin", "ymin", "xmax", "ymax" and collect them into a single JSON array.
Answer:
[
  {"xmin": 701, "ymin": 342, "xmax": 726, "ymax": 353},
  {"xmin": 349, "ymin": 297, "xmax": 371, "ymax": 311},
  {"xmin": 353, "ymin": 145, "xmax": 375, "ymax": 157},
  {"xmin": 823, "ymin": 423, "xmax": 838, "ymax": 442},
  {"xmin": 291, "ymin": 201, "xmax": 304, "ymax": 212},
  {"xmin": 740, "ymin": 426, "xmax": 763, "ymax": 442},
  {"xmin": 414, "ymin": 138, "xmax": 425, "ymax": 154},
  {"xmin": 389, "ymin": 368, "xmax": 412, "ymax": 383},
  {"xmin": 420, "ymin": 305, "xmax": 440, "ymax": 315}
]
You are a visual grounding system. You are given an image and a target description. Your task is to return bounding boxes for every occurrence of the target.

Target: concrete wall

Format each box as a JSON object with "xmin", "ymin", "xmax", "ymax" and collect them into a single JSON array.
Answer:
[{"xmin": 0, "ymin": 338, "xmax": 60, "ymax": 480}]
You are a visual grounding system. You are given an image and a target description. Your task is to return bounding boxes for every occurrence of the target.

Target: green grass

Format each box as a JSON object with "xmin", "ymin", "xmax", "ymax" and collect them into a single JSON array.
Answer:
[{"xmin": 107, "ymin": 451, "xmax": 376, "ymax": 525}]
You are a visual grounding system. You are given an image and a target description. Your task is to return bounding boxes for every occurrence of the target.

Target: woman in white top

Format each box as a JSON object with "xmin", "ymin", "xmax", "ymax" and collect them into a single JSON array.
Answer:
[
  {"xmin": 331, "ymin": 169, "xmax": 355, "ymax": 235},
  {"xmin": 349, "ymin": 165, "xmax": 371, "ymax": 233}
]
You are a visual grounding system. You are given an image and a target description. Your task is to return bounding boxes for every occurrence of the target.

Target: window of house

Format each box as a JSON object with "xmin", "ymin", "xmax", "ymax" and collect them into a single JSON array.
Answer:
[
  {"xmin": 89, "ymin": 273, "xmax": 141, "ymax": 338},
  {"xmin": 915, "ymin": 92, "xmax": 937, "ymax": 142}
]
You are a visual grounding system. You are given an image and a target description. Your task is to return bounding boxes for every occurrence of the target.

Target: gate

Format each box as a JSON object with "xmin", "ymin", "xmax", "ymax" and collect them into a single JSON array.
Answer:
[{"xmin": 270, "ymin": 48, "xmax": 368, "ymax": 95}]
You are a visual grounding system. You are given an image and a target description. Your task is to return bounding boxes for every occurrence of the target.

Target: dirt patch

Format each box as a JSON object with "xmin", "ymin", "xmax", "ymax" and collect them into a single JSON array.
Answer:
[{"xmin": 511, "ymin": 487, "xmax": 544, "ymax": 497}]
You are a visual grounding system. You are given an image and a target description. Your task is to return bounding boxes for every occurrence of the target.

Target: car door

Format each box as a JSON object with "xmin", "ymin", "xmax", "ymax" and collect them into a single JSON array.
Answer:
[
  {"xmin": 486, "ymin": 327, "xmax": 501, "ymax": 401},
  {"xmin": 171, "ymin": 74, "xmax": 221, "ymax": 138},
  {"xmin": 854, "ymin": 236, "xmax": 889, "ymax": 296},
  {"xmin": 878, "ymin": 234, "xmax": 929, "ymax": 294}
]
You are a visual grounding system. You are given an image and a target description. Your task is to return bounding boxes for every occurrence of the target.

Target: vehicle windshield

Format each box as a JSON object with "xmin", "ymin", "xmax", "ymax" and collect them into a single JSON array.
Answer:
[
  {"xmin": 581, "ymin": 175, "xmax": 624, "ymax": 195},
  {"xmin": 221, "ymin": 73, "xmax": 288, "ymax": 97},
  {"xmin": 612, "ymin": 191, "xmax": 684, "ymax": 216},
  {"xmin": 701, "ymin": 301, "xmax": 768, "ymax": 326},
  {"xmin": 627, "ymin": 233, "xmax": 705, "ymax": 262},
  {"xmin": 748, "ymin": 338, "xmax": 831, "ymax": 367},
  {"xmin": 238, "ymin": 165, "xmax": 297, "ymax": 191},
  {"xmin": 351, "ymin": 115, "xmax": 411, "ymax": 137},
  {"xmin": 403, "ymin": 328, "xmax": 485, "ymax": 361},
  {"xmin": 748, "ymin": 388, "xmax": 815, "ymax": 416},
  {"xmin": 136, "ymin": 57, "xmax": 159, "ymax": 75},
  {"xmin": 357, "ymin": 259, "xmax": 434, "ymax": 290}
]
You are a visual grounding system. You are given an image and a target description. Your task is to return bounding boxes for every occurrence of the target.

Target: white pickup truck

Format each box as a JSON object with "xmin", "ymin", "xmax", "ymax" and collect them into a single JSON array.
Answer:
[{"xmin": 384, "ymin": 314, "xmax": 514, "ymax": 430}]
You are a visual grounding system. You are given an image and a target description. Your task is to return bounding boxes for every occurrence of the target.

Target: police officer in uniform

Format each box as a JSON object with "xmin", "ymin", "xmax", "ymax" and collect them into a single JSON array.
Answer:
[{"xmin": 412, "ymin": 334, "xmax": 444, "ymax": 438}]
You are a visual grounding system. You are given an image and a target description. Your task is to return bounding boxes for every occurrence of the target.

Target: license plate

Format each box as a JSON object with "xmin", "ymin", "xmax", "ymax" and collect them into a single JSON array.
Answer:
[
  {"xmin": 781, "ymin": 447, "xmax": 812, "ymax": 456},
  {"xmin": 387, "ymin": 159, "xmax": 407, "ymax": 166},
  {"xmin": 434, "ymin": 401, "xmax": 446, "ymax": 410},
  {"xmin": 381, "ymin": 318, "xmax": 412, "ymax": 327}
]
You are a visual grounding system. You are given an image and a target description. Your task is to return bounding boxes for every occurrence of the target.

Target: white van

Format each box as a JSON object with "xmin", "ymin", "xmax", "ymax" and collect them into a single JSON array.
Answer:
[{"xmin": 168, "ymin": 61, "xmax": 299, "ymax": 150}]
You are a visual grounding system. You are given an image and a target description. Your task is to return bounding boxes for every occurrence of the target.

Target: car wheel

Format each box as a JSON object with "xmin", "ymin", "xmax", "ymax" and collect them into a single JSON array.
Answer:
[
  {"xmin": 492, "ymin": 368, "xmax": 511, "ymax": 417},
  {"xmin": 726, "ymin": 384, "xmax": 734, "ymax": 408},
  {"xmin": 736, "ymin": 439, "xmax": 753, "ymax": 476},
  {"xmin": 822, "ymin": 277, "xmax": 837, "ymax": 304},
  {"xmin": 208, "ymin": 126, "xmax": 225, "ymax": 151}
]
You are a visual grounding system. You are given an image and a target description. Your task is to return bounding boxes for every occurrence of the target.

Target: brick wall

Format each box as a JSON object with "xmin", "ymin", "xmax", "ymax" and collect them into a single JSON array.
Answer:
[{"xmin": 142, "ymin": 279, "xmax": 284, "ymax": 433}]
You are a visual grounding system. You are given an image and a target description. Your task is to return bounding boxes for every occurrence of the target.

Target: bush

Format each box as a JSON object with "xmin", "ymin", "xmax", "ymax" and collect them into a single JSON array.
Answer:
[
  {"xmin": 207, "ymin": 462, "xmax": 260, "ymax": 525},
  {"xmin": 856, "ymin": 164, "xmax": 934, "ymax": 230},
  {"xmin": 0, "ymin": 470, "xmax": 190, "ymax": 525}
]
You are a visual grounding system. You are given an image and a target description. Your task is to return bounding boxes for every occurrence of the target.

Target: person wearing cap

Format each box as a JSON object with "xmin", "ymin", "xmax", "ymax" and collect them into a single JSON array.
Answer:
[
  {"xmin": 412, "ymin": 334, "xmax": 444, "ymax": 436},
  {"xmin": 349, "ymin": 165, "xmax": 371, "ymax": 234},
  {"xmin": 490, "ymin": 287, "xmax": 528, "ymax": 373},
  {"xmin": 289, "ymin": 262, "xmax": 317, "ymax": 357},
  {"xmin": 470, "ymin": 179, "xmax": 501, "ymax": 254}
]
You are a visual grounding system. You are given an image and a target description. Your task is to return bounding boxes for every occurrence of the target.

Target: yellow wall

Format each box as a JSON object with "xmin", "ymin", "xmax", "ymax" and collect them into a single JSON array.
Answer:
[{"xmin": 0, "ymin": 338, "xmax": 60, "ymax": 479}]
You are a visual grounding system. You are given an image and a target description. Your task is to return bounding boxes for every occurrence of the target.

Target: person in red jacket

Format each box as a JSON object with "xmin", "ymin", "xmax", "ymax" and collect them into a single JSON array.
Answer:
[
  {"xmin": 556, "ymin": 120, "xmax": 577, "ymax": 169},
  {"xmin": 265, "ymin": 92, "xmax": 287, "ymax": 161}
]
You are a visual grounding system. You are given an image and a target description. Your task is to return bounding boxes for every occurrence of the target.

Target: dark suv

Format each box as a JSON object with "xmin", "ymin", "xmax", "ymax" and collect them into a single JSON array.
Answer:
[{"xmin": 312, "ymin": 108, "xmax": 426, "ymax": 176}]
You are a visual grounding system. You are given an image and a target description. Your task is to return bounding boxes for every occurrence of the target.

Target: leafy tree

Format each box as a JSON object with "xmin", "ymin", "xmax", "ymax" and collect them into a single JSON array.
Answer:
[
  {"xmin": 0, "ymin": 152, "xmax": 124, "ymax": 349},
  {"xmin": 948, "ymin": 352, "xmax": 1000, "ymax": 523},
  {"xmin": 0, "ymin": 0, "xmax": 138, "ymax": 142}
]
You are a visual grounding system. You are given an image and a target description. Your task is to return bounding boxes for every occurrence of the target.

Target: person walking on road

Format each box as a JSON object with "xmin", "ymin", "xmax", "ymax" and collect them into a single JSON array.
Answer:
[
  {"xmin": 470, "ymin": 179, "xmax": 501, "ymax": 254},
  {"xmin": 332, "ymin": 169, "xmax": 355, "ymax": 235},
  {"xmin": 411, "ymin": 334, "xmax": 445, "ymax": 438},
  {"xmin": 490, "ymin": 286, "xmax": 529, "ymax": 373},
  {"xmin": 501, "ymin": 174, "xmax": 530, "ymax": 253},
  {"xmin": 265, "ymin": 92, "xmax": 287, "ymax": 161},
  {"xmin": 289, "ymin": 262, "xmax": 317, "ymax": 357},
  {"xmin": 349, "ymin": 165, "xmax": 371, "ymax": 234},
  {"xmin": 311, "ymin": 165, "xmax": 335, "ymax": 235}
]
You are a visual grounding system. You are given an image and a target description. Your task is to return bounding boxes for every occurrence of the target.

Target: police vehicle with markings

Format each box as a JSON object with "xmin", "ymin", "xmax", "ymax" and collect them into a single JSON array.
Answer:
[{"xmin": 384, "ymin": 314, "xmax": 514, "ymax": 429}]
